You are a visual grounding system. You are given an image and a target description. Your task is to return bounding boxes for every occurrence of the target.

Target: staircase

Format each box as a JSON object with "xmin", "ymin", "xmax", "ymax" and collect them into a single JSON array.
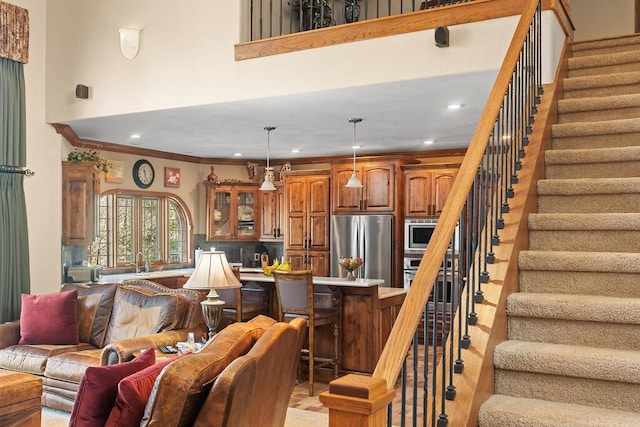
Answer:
[{"xmin": 478, "ymin": 34, "xmax": 640, "ymax": 426}]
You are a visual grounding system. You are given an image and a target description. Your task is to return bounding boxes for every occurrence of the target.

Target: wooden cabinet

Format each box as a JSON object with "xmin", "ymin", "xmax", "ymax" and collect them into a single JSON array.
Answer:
[
  {"xmin": 338, "ymin": 286, "xmax": 406, "ymax": 374},
  {"xmin": 62, "ymin": 161, "xmax": 100, "ymax": 246},
  {"xmin": 259, "ymin": 181, "xmax": 285, "ymax": 241},
  {"xmin": 205, "ymin": 182, "xmax": 260, "ymax": 241},
  {"xmin": 404, "ymin": 167, "xmax": 458, "ymax": 218},
  {"xmin": 284, "ymin": 170, "xmax": 331, "ymax": 276},
  {"xmin": 287, "ymin": 250, "xmax": 329, "ymax": 277},
  {"xmin": 332, "ymin": 161, "xmax": 396, "ymax": 213}
]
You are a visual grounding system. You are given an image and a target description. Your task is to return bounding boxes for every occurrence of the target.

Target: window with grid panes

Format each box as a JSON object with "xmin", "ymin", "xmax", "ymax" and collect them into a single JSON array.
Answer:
[{"xmin": 93, "ymin": 191, "xmax": 192, "ymax": 269}]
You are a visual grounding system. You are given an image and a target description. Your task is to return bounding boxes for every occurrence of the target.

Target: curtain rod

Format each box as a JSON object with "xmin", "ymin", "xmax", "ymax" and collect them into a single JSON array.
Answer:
[{"xmin": 0, "ymin": 165, "xmax": 35, "ymax": 176}]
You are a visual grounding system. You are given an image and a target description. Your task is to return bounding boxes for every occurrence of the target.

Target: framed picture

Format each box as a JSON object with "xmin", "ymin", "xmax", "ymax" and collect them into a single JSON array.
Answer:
[
  {"xmin": 164, "ymin": 167, "xmax": 181, "ymax": 188},
  {"xmin": 105, "ymin": 160, "xmax": 124, "ymax": 183}
]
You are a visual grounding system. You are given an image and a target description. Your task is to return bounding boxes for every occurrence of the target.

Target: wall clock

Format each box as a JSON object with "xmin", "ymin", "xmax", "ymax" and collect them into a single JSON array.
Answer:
[{"xmin": 133, "ymin": 159, "xmax": 155, "ymax": 189}]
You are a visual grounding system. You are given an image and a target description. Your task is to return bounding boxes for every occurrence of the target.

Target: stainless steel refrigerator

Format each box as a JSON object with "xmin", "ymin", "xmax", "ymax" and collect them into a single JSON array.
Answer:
[{"xmin": 330, "ymin": 215, "xmax": 393, "ymax": 286}]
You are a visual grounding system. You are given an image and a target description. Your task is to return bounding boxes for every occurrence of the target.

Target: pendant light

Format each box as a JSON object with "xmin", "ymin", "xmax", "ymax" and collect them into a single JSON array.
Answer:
[
  {"xmin": 345, "ymin": 118, "xmax": 363, "ymax": 188},
  {"xmin": 260, "ymin": 126, "xmax": 276, "ymax": 191}
]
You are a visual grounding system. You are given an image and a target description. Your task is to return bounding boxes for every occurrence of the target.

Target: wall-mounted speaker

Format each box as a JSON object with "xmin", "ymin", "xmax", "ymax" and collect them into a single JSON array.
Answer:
[
  {"xmin": 75, "ymin": 84, "xmax": 89, "ymax": 99},
  {"xmin": 435, "ymin": 26, "xmax": 449, "ymax": 48}
]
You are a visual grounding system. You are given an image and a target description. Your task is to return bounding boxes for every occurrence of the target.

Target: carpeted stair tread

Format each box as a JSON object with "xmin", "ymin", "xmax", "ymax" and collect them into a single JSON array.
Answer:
[
  {"xmin": 518, "ymin": 250, "xmax": 640, "ymax": 273},
  {"xmin": 528, "ymin": 212, "xmax": 640, "ymax": 230},
  {"xmin": 573, "ymin": 34, "xmax": 640, "ymax": 53},
  {"xmin": 537, "ymin": 177, "xmax": 640, "ymax": 195},
  {"xmin": 545, "ymin": 146, "xmax": 640, "ymax": 166},
  {"xmin": 544, "ymin": 146, "xmax": 640, "ymax": 178},
  {"xmin": 564, "ymin": 71, "xmax": 640, "ymax": 92},
  {"xmin": 493, "ymin": 340, "xmax": 640, "ymax": 384},
  {"xmin": 558, "ymin": 93, "xmax": 640, "ymax": 114},
  {"xmin": 479, "ymin": 395, "xmax": 640, "ymax": 427},
  {"xmin": 520, "ymin": 270, "xmax": 640, "ymax": 298},
  {"xmin": 507, "ymin": 293, "xmax": 640, "ymax": 325},
  {"xmin": 552, "ymin": 117, "xmax": 640, "ymax": 138},
  {"xmin": 568, "ymin": 50, "xmax": 640, "ymax": 71}
]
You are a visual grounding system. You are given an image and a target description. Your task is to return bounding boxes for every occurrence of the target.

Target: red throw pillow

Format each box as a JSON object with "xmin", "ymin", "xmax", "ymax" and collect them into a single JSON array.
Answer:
[
  {"xmin": 105, "ymin": 352, "xmax": 190, "ymax": 427},
  {"xmin": 69, "ymin": 348, "xmax": 156, "ymax": 427},
  {"xmin": 19, "ymin": 290, "xmax": 79, "ymax": 345}
]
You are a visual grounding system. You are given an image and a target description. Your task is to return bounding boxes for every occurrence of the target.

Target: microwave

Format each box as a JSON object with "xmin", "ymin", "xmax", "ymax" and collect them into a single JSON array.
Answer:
[{"xmin": 404, "ymin": 219, "xmax": 437, "ymax": 253}]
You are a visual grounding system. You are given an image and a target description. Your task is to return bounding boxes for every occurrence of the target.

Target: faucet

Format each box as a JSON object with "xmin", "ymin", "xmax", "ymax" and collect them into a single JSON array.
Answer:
[{"xmin": 136, "ymin": 252, "xmax": 147, "ymax": 274}]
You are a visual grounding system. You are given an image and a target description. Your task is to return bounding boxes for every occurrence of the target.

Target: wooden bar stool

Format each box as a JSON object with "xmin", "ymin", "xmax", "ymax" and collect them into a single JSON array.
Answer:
[
  {"xmin": 272, "ymin": 270, "xmax": 340, "ymax": 396},
  {"xmin": 218, "ymin": 267, "xmax": 268, "ymax": 326}
]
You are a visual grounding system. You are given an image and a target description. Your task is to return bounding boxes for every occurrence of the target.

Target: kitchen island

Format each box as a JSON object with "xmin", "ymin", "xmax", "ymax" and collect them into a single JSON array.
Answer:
[
  {"xmin": 96, "ymin": 268, "xmax": 407, "ymax": 375},
  {"xmin": 240, "ymin": 272, "xmax": 407, "ymax": 375}
]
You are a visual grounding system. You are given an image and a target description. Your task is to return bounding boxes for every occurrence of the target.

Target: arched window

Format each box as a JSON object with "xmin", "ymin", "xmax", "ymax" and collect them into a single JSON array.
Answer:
[{"xmin": 92, "ymin": 190, "xmax": 193, "ymax": 269}]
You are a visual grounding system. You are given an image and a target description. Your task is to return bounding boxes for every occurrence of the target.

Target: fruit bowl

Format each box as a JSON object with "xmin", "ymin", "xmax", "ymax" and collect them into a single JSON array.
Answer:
[{"xmin": 338, "ymin": 257, "xmax": 363, "ymax": 281}]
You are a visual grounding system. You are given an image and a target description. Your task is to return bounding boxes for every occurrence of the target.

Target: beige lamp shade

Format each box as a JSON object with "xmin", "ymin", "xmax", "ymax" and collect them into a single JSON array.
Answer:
[
  {"xmin": 184, "ymin": 251, "xmax": 242, "ymax": 339},
  {"xmin": 184, "ymin": 251, "xmax": 241, "ymax": 290}
]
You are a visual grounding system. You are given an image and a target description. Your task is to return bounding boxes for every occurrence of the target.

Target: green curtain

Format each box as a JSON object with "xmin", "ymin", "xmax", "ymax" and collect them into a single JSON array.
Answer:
[{"xmin": 0, "ymin": 56, "xmax": 30, "ymax": 323}]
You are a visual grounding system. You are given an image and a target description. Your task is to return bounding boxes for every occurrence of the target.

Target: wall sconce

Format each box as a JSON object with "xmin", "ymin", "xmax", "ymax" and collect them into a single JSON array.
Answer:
[{"xmin": 119, "ymin": 27, "xmax": 141, "ymax": 59}]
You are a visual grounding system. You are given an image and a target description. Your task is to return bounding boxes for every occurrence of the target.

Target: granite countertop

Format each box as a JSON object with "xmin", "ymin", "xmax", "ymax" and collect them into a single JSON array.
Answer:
[
  {"xmin": 239, "ymin": 272, "xmax": 384, "ymax": 288},
  {"xmin": 95, "ymin": 268, "xmax": 404, "ymax": 298}
]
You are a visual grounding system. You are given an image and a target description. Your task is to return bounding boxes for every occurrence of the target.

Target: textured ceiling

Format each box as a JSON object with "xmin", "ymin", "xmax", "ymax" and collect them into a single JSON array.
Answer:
[{"xmin": 64, "ymin": 70, "xmax": 497, "ymax": 161}]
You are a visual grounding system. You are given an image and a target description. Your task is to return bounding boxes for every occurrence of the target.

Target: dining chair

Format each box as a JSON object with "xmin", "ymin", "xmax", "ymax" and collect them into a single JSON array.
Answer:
[
  {"xmin": 218, "ymin": 267, "xmax": 268, "ymax": 325},
  {"xmin": 272, "ymin": 269, "xmax": 340, "ymax": 396}
]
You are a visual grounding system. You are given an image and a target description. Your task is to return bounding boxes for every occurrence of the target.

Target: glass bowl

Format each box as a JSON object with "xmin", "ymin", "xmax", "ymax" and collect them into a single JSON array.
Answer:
[{"xmin": 338, "ymin": 257, "xmax": 363, "ymax": 281}]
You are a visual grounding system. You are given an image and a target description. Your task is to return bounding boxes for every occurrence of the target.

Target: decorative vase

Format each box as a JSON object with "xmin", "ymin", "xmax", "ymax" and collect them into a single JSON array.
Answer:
[
  {"xmin": 207, "ymin": 166, "xmax": 218, "ymax": 182},
  {"xmin": 345, "ymin": 0, "xmax": 360, "ymax": 23}
]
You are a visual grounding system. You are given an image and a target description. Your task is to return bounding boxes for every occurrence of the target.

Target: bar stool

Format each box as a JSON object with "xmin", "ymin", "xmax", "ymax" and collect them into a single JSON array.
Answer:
[
  {"xmin": 272, "ymin": 270, "xmax": 340, "ymax": 396},
  {"xmin": 218, "ymin": 267, "xmax": 268, "ymax": 325}
]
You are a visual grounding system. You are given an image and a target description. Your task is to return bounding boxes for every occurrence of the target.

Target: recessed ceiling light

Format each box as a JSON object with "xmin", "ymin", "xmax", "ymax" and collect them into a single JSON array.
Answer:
[
  {"xmin": 447, "ymin": 104, "xmax": 462, "ymax": 110},
  {"xmin": 233, "ymin": 152, "xmax": 242, "ymax": 157},
  {"xmin": 130, "ymin": 133, "xmax": 141, "ymax": 139},
  {"xmin": 423, "ymin": 139, "xmax": 435, "ymax": 145},
  {"xmin": 291, "ymin": 149, "xmax": 300, "ymax": 153}
]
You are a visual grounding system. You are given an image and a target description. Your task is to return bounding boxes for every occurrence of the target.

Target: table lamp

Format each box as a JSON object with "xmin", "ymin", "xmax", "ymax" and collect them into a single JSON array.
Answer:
[{"xmin": 184, "ymin": 251, "xmax": 242, "ymax": 339}]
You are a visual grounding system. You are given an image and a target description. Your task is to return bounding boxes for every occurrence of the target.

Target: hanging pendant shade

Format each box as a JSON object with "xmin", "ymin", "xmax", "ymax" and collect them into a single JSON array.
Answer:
[
  {"xmin": 260, "ymin": 126, "xmax": 276, "ymax": 191},
  {"xmin": 345, "ymin": 118, "xmax": 363, "ymax": 188}
]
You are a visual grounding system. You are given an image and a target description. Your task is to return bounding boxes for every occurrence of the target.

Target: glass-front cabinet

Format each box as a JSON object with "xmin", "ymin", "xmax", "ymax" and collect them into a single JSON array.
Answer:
[{"xmin": 205, "ymin": 182, "xmax": 260, "ymax": 241}]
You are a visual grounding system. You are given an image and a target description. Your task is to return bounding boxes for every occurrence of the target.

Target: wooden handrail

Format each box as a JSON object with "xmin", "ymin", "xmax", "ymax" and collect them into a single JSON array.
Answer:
[{"xmin": 373, "ymin": 0, "xmax": 541, "ymax": 390}]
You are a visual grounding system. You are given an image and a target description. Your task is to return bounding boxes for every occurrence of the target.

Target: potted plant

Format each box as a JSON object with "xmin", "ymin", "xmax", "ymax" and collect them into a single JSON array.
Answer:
[
  {"xmin": 67, "ymin": 148, "xmax": 110, "ymax": 173},
  {"xmin": 289, "ymin": 0, "xmax": 334, "ymax": 31}
]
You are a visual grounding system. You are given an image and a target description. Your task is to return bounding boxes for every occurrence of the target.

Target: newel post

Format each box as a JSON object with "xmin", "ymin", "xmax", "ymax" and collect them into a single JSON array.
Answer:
[{"xmin": 319, "ymin": 374, "xmax": 395, "ymax": 427}]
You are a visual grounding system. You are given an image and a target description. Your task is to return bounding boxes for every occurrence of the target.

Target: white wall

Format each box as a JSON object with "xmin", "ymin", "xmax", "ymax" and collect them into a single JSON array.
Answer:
[
  {"xmin": 44, "ymin": 0, "xmax": 521, "ymax": 125},
  {"xmin": 571, "ymin": 0, "xmax": 635, "ymax": 41},
  {"xmin": 10, "ymin": 0, "xmax": 63, "ymax": 295}
]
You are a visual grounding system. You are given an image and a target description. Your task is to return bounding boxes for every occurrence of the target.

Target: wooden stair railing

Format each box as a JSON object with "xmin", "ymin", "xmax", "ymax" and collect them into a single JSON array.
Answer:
[{"xmin": 319, "ymin": 0, "xmax": 570, "ymax": 425}]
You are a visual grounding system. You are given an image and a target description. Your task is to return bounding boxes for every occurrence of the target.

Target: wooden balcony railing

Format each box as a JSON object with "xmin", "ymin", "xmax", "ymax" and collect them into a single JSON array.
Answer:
[
  {"xmin": 235, "ymin": 0, "xmax": 572, "ymax": 61},
  {"xmin": 247, "ymin": 0, "xmax": 474, "ymax": 42}
]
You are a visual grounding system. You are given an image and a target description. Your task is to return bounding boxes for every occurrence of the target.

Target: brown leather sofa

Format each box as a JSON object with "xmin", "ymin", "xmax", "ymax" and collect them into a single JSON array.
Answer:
[
  {"xmin": 0, "ymin": 281, "xmax": 206, "ymax": 412},
  {"xmin": 141, "ymin": 315, "xmax": 306, "ymax": 427}
]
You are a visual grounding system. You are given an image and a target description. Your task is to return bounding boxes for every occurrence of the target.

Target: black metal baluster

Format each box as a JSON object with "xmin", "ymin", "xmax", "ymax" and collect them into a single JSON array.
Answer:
[
  {"xmin": 479, "ymin": 145, "xmax": 489, "ymax": 287},
  {"xmin": 461, "ymin": 190, "xmax": 472, "ymax": 346},
  {"xmin": 454, "ymin": 210, "xmax": 465, "ymax": 371},
  {"xmin": 445, "ymin": 232, "xmax": 456, "ymax": 400},
  {"xmin": 423, "ymin": 304, "xmax": 429, "ymax": 427},
  {"xmin": 250, "ymin": 0, "xmax": 255, "ymax": 41},
  {"xmin": 435, "ymin": 271, "xmax": 447, "ymax": 427},
  {"xmin": 412, "ymin": 334, "xmax": 419, "ymax": 426},
  {"xmin": 468, "ymin": 173, "xmax": 479, "ymax": 323}
]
